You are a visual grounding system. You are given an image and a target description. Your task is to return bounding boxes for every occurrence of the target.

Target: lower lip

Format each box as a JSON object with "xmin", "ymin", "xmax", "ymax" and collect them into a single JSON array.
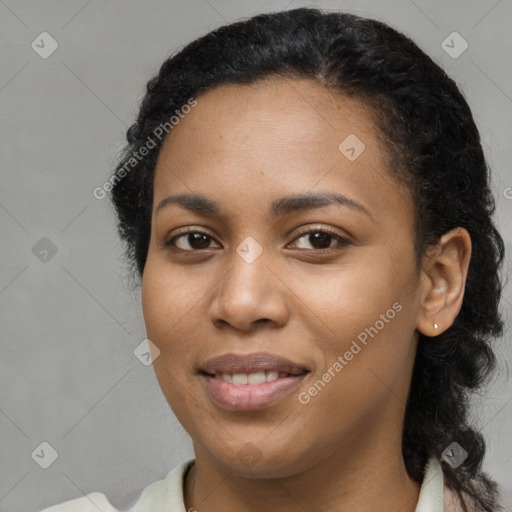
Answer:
[{"xmin": 201, "ymin": 373, "xmax": 308, "ymax": 411}]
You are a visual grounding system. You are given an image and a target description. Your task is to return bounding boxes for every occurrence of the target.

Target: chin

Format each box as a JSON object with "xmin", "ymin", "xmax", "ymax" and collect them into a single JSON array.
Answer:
[{"xmin": 201, "ymin": 439, "xmax": 316, "ymax": 479}]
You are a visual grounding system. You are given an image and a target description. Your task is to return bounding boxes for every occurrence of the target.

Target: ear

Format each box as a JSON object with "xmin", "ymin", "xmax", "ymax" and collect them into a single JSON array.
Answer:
[{"xmin": 416, "ymin": 227, "xmax": 472, "ymax": 337}]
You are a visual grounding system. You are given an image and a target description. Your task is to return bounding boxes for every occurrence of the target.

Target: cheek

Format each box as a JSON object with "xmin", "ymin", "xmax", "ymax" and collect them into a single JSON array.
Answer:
[
  {"xmin": 141, "ymin": 264, "xmax": 208, "ymax": 425},
  {"xmin": 141, "ymin": 260, "xmax": 206, "ymax": 346},
  {"xmin": 139, "ymin": 245, "xmax": 207, "ymax": 419},
  {"xmin": 302, "ymin": 254, "xmax": 416, "ymax": 386},
  {"xmin": 141, "ymin": 268, "xmax": 169, "ymax": 342},
  {"xmin": 290, "ymin": 254, "xmax": 402, "ymax": 340},
  {"xmin": 307, "ymin": 266, "xmax": 417, "ymax": 413},
  {"xmin": 298, "ymin": 307, "xmax": 414, "ymax": 446}
]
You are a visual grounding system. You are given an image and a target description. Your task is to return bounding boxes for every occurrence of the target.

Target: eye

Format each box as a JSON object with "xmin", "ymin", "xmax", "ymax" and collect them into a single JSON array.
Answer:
[
  {"xmin": 165, "ymin": 227, "xmax": 350, "ymax": 253},
  {"xmin": 289, "ymin": 228, "xmax": 350, "ymax": 251},
  {"xmin": 165, "ymin": 230, "xmax": 219, "ymax": 251}
]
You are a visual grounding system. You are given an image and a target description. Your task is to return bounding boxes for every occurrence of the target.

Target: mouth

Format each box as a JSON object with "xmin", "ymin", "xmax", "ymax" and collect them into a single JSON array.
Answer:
[
  {"xmin": 203, "ymin": 370, "xmax": 301, "ymax": 385},
  {"xmin": 199, "ymin": 352, "xmax": 310, "ymax": 411}
]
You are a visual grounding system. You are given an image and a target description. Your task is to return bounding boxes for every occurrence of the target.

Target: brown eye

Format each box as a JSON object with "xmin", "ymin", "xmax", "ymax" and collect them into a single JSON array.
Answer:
[
  {"xmin": 166, "ymin": 231, "xmax": 217, "ymax": 251},
  {"xmin": 304, "ymin": 232, "xmax": 333, "ymax": 249},
  {"xmin": 291, "ymin": 229, "xmax": 350, "ymax": 251}
]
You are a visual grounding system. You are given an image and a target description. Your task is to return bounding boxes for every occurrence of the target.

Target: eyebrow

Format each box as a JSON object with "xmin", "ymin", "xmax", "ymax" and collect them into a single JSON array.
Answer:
[{"xmin": 155, "ymin": 191, "xmax": 372, "ymax": 218}]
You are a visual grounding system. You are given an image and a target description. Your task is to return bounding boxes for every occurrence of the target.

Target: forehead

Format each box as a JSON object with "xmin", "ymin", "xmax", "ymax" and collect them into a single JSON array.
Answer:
[
  {"xmin": 156, "ymin": 78, "xmax": 384, "ymax": 173},
  {"xmin": 152, "ymin": 77, "xmax": 411, "ymax": 224},
  {"xmin": 163, "ymin": 77, "xmax": 379, "ymax": 150}
]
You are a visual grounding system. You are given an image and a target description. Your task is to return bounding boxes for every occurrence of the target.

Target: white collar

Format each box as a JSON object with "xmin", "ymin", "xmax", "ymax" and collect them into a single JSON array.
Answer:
[{"xmin": 415, "ymin": 457, "xmax": 445, "ymax": 511}]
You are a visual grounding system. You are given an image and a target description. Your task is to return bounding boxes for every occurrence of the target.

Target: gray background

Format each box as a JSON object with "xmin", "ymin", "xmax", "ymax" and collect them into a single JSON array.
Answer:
[{"xmin": 0, "ymin": 0, "xmax": 511, "ymax": 510}]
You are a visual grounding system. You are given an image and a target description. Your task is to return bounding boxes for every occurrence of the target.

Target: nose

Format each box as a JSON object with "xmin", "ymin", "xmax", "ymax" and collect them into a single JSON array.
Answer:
[{"xmin": 207, "ymin": 247, "xmax": 290, "ymax": 333}]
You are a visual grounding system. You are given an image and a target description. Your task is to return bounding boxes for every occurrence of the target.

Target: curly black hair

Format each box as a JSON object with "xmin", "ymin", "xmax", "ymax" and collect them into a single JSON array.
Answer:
[{"xmin": 109, "ymin": 8, "xmax": 506, "ymax": 511}]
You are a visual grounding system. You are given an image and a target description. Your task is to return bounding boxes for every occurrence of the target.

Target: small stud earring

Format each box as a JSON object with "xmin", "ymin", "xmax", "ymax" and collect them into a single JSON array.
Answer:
[{"xmin": 433, "ymin": 318, "xmax": 439, "ymax": 330}]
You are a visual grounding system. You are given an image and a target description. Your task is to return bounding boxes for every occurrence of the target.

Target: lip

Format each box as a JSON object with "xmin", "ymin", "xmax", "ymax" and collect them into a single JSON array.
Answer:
[{"xmin": 199, "ymin": 352, "xmax": 310, "ymax": 411}]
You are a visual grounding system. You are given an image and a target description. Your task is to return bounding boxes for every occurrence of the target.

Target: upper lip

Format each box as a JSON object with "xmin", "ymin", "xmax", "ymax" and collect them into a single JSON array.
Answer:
[{"xmin": 200, "ymin": 352, "xmax": 310, "ymax": 375}]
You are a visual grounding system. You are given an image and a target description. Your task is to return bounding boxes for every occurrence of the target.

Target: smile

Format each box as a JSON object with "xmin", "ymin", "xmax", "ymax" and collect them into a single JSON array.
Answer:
[
  {"xmin": 201, "ymin": 372, "xmax": 308, "ymax": 411},
  {"xmin": 199, "ymin": 352, "xmax": 310, "ymax": 410}
]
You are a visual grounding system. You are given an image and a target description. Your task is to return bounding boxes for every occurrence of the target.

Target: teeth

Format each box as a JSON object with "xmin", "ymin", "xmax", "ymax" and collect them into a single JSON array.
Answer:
[
  {"xmin": 214, "ymin": 370, "xmax": 286, "ymax": 385},
  {"xmin": 248, "ymin": 372, "xmax": 266, "ymax": 385},
  {"xmin": 232, "ymin": 373, "xmax": 248, "ymax": 385},
  {"xmin": 266, "ymin": 371, "xmax": 279, "ymax": 382}
]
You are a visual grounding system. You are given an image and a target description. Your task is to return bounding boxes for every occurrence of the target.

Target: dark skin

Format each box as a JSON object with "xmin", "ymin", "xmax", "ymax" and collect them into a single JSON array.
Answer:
[{"xmin": 141, "ymin": 77, "xmax": 471, "ymax": 512}]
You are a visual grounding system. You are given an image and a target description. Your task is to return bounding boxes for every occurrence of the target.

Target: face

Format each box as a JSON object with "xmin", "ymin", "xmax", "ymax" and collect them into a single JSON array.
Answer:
[{"xmin": 142, "ymin": 77, "xmax": 425, "ymax": 477}]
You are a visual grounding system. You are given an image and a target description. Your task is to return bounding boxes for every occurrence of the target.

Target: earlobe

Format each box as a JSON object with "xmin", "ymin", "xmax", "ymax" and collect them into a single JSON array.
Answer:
[{"xmin": 416, "ymin": 227, "xmax": 472, "ymax": 338}]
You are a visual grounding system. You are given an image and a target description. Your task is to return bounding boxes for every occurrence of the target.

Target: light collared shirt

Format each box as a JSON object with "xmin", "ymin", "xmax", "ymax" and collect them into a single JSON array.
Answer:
[{"xmin": 41, "ymin": 457, "xmax": 454, "ymax": 511}]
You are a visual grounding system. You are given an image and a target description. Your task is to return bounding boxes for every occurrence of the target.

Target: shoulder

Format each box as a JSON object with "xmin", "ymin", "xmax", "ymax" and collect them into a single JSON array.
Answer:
[{"xmin": 38, "ymin": 459, "xmax": 195, "ymax": 512}]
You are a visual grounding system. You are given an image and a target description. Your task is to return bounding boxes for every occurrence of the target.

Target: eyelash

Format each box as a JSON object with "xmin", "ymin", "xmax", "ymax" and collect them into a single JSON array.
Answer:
[{"xmin": 164, "ymin": 226, "xmax": 351, "ymax": 253}]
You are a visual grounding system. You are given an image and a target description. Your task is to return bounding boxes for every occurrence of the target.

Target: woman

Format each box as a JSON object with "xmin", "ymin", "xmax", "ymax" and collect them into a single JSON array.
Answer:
[{"xmin": 42, "ymin": 7, "xmax": 505, "ymax": 512}]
